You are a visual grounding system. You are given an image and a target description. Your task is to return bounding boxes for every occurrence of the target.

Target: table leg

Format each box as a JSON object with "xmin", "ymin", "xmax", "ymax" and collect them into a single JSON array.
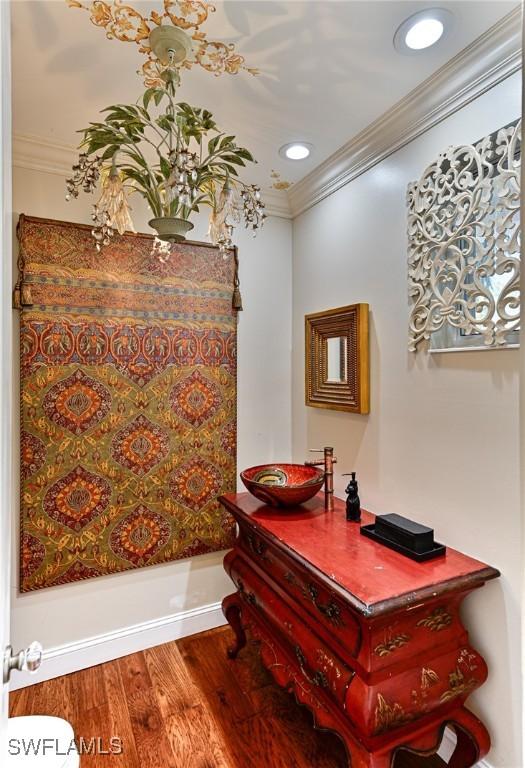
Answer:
[
  {"xmin": 366, "ymin": 753, "xmax": 393, "ymax": 768},
  {"xmin": 222, "ymin": 593, "xmax": 247, "ymax": 659},
  {"xmin": 340, "ymin": 743, "xmax": 392, "ymax": 768},
  {"xmin": 388, "ymin": 708, "xmax": 490, "ymax": 768},
  {"xmin": 447, "ymin": 708, "xmax": 490, "ymax": 768}
]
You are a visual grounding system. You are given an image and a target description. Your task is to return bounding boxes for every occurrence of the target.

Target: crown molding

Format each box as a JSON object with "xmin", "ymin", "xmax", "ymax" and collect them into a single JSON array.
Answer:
[
  {"xmin": 12, "ymin": 133, "xmax": 292, "ymax": 219},
  {"xmin": 288, "ymin": 7, "xmax": 522, "ymax": 218},
  {"xmin": 262, "ymin": 187, "xmax": 293, "ymax": 219}
]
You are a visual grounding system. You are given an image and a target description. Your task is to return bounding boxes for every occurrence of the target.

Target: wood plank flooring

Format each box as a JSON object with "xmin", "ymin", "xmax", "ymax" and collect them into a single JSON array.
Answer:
[{"xmin": 10, "ymin": 626, "xmax": 446, "ymax": 768}]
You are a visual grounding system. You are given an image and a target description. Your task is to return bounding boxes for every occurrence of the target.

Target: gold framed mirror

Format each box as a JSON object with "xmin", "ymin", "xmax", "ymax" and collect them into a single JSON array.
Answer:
[{"xmin": 305, "ymin": 303, "xmax": 369, "ymax": 413}]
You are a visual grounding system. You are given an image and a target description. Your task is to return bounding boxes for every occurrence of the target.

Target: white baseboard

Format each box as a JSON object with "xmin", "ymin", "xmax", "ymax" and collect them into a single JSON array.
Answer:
[
  {"xmin": 9, "ymin": 601, "xmax": 225, "ymax": 691},
  {"xmin": 439, "ymin": 727, "xmax": 493, "ymax": 767}
]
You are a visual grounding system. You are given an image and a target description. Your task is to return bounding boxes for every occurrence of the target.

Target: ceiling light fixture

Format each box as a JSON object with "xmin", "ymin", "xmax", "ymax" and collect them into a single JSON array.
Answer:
[
  {"xmin": 279, "ymin": 143, "xmax": 313, "ymax": 161},
  {"xmin": 64, "ymin": 11, "xmax": 266, "ymax": 276},
  {"xmin": 394, "ymin": 9, "xmax": 453, "ymax": 55},
  {"xmin": 405, "ymin": 18, "xmax": 443, "ymax": 49}
]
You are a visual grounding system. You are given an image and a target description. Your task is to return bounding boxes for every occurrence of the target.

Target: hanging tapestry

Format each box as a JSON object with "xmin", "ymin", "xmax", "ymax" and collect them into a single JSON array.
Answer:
[{"xmin": 17, "ymin": 215, "xmax": 237, "ymax": 592}]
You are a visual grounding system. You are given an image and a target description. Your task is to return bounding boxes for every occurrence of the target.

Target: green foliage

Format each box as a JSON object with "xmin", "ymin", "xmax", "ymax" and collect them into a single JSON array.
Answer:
[{"xmin": 76, "ymin": 82, "xmax": 256, "ymax": 219}]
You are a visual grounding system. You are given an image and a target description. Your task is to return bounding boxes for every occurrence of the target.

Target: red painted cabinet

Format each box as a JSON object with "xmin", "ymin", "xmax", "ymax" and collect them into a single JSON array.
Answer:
[{"xmin": 220, "ymin": 492, "xmax": 500, "ymax": 768}]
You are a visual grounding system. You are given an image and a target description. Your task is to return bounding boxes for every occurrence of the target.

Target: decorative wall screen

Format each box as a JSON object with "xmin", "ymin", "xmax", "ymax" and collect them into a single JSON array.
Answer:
[
  {"xmin": 407, "ymin": 120, "xmax": 521, "ymax": 352},
  {"xmin": 17, "ymin": 215, "xmax": 237, "ymax": 592}
]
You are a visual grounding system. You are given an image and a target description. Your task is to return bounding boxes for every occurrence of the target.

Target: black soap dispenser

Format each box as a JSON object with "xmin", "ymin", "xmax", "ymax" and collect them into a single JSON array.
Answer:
[{"xmin": 343, "ymin": 472, "xmax": 361, "ymax": 522}]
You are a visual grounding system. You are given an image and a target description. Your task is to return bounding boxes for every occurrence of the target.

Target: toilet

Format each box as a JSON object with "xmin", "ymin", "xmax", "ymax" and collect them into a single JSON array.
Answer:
[{"xmin": 7, "ymin": 716, "xmax": 79, "ymax": 767}]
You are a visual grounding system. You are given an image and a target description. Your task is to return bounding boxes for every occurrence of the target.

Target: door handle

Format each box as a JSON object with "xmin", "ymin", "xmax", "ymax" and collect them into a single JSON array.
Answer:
[{"xmin": 3, "ymin": 641, "xmax": 43, "ymax": 684}]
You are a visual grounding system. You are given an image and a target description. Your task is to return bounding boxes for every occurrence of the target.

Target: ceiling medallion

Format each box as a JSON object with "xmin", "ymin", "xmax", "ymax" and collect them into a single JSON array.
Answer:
[
  {"xmin": 67, "ymin": 0, "xmax": 259, "ymax": 83},
  {"xmin": 64, "ymin": 0, "xmax": 266, "ymax": 301}
]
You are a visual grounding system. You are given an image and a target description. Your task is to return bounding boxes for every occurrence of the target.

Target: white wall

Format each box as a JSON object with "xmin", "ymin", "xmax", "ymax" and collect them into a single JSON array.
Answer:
[
  {"xmin": 521, "ymin": 31, "xmax": 525, "ymax": 768},
  {"xmin": 10, "ymin": 167, "xmax": 293, "ymax": 658},
  {"xmin": 292, "ymin": 72, "xmax": 522, "ymax": 768},
  {"xmin": 1, "ymin": 0, "xmax": 13, "ymax": 735}
]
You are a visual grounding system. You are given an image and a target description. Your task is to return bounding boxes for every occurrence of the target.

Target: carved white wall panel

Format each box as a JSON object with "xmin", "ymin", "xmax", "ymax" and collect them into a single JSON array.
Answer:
[{"xmin": 407, "ymin": 120, "xmax": 521, "ymax": 351}]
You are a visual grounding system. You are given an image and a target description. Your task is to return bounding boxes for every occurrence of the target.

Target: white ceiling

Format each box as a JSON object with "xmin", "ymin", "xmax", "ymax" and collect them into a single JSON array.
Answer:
[{"xmin": 12, "ymin": 0, "xmax": 518, "ymax": 192}]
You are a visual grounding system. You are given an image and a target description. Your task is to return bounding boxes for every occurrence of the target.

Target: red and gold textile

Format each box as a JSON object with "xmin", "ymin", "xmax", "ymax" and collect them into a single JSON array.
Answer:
[{"xmin": 18, "ymin": 215, "xmax": 236, "ymax": 591}]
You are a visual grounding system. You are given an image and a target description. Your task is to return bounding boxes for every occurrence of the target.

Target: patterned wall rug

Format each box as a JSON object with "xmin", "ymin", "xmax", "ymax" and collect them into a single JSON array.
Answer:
[{"xmin": 18, "ymin": 215, "xmax": 237, "ymax": 592}]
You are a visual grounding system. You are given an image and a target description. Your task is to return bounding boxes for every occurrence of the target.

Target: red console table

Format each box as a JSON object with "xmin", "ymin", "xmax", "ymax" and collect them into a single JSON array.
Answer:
[{"xmin": 220, "ymin": 492, "xmax": 500, "ymax": 768}]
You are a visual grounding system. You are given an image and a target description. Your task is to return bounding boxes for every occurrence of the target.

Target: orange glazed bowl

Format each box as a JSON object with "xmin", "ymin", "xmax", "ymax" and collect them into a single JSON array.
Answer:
[{"xmin": 240, "ymin": 464, "xmax": 325, "ymax": 508}]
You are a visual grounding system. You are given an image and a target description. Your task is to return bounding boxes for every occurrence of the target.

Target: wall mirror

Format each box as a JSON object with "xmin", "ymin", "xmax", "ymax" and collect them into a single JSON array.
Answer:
[
  {"xmin": 326, "ymin": 336, "xmax": 348, "ymax": 382},
  {"xmin": 305, "ymin": 304, "xmax": 369, "ymax": 413}
]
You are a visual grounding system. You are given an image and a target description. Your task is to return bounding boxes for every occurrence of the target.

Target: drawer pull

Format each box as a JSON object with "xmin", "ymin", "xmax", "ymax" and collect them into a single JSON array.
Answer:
[
  {"xmin": 284, "ymin": 573, "xmax": 344, "ymax": 628},
  {"xmin": 237, "ymin": 578, "xmax": 257, "ymax": 607},
  {"xmin": 295, "ymin": 646, "xmax": 329, "ymax": 689},
  {"xmin": 247, "ymin": 534, "xmax": 271, "ymax": 562},
  {"xmin": 305, "ymin": 583, "xmax": 344, "ymax": 627}
]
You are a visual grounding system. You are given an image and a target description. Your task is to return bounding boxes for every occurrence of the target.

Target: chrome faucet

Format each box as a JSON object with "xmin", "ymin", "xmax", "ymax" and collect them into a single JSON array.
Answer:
[{"xmin": 305, "ymin": 447, "xmax": 337, "ymax": 511}]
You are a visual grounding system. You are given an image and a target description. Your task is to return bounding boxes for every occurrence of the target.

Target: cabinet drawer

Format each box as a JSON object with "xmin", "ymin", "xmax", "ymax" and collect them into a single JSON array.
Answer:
[
  {"xmin": 237, "ymin": 521, "xmax": 361, "ymax": 662},
  {"xmin": 226, "ymin": 550, "xmax": 355, "ymax": 708},
  {"xmin": 345, "ymin": 644, "xmax": 488, "ymax": 737},
  {"xmin": 365, "ymin": 598, "xmax": 467, "ymax": 673}
]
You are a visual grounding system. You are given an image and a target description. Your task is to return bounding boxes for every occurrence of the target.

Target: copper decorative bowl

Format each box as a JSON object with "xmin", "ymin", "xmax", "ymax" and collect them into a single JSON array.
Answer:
[{"xmin": 240, "ymin": 463, "xmax": 324, "ymax": 508}]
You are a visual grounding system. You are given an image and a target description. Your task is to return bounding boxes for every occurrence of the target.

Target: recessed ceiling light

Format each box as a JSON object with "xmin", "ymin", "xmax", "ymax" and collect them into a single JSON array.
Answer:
[
  {"xmin": 405, "ymin": 18, "xmax": 443, "ymax": 49},
  {"xmin": 394, "ymin": 9, "xmax": 453, "ymax": 55},
  {"xmin": 279, "ymin": 142, "xmax": 313, "ymax": 161}
]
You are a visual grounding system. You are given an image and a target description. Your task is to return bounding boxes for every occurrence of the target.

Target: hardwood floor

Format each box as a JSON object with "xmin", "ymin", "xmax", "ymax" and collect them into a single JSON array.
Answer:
[{"xmin": 10, "ymin": 626, "xmax": 446, "ymax": 768}]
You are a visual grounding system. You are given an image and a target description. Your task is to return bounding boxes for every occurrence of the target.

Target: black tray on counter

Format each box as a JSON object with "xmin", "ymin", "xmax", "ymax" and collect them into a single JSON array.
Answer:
[{"xmin": 360, "ymin": 513, "xmax": 446, "ymax": 562}]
